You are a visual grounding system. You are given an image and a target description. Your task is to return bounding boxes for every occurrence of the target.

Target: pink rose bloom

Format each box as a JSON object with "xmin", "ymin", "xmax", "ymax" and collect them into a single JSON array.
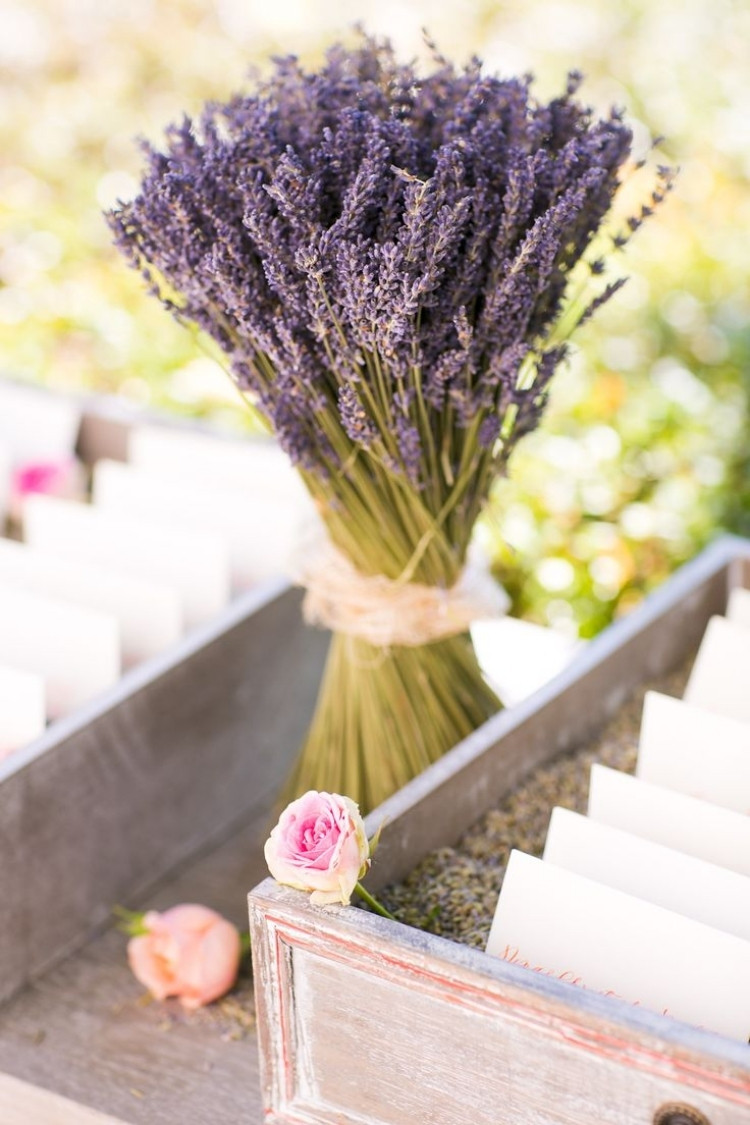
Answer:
[
  {"xmin": 127, "ymin": 904, "xmax": 241, "ymax": 1010},
  {"xmin": 264, "ymin": 790, "xmax": 370, "ymax": 906}
]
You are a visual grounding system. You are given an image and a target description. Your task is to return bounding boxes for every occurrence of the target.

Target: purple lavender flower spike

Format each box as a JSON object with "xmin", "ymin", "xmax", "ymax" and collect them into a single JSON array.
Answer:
[{"xmin": 108, "ymin": 31, "xmax": 658, "ymax": 496}]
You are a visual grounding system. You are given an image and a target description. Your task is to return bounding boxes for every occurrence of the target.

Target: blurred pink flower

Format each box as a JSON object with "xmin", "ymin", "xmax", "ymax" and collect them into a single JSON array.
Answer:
[
  {"xmin": 14, "ymin": 460, "xmax": 70, "ymax": 496},
  {"xmin": 10, "ymin": 457, "xmax": 83, "ymax": 520},
  {"xmin": 127, "ymin": 904, "xmax": 241, "ymax": 1010}
]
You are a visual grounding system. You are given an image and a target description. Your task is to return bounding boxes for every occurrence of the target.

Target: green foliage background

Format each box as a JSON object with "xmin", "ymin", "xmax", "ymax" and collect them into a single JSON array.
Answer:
[{"xmin": 1, "ymin": 0, "xmax": 748, "ymax": 637}]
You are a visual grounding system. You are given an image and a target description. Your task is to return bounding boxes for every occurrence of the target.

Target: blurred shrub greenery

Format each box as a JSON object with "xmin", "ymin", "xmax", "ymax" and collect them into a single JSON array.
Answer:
[{"xmin": 0, "ymin": 0, "xmax": 747, "ymax": 635}]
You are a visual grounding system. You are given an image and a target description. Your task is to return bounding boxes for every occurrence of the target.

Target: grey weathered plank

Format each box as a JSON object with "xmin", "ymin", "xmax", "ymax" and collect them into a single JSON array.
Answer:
[
  {"xmin": 0, "ymin": 577, "xmax": 328, "ymax": 1005},
  {"xmin": 76, "ymin": 396, "xmax": 133, "ymax": 464},
  {"xmin": 0, "ymin": 814, "xmax": 271, "ymax": 1125}
]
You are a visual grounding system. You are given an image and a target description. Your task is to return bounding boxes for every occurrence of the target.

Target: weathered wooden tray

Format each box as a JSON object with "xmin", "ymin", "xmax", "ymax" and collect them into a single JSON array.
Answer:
[
  {"xmin": 0, "ymin": 812, "xmax": 268, "ymax": 1124},
  {"xmin": 250, "ymin": 535, "xmax": 750, "ymax": 1125},
  {"xmin": 0, "ymin": 393, "xmax": 328, "ymax": 1005}
]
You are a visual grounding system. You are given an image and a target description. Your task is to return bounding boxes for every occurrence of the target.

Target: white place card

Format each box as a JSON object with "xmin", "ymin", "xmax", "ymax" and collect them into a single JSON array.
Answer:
[
  {"xmin": 0, "ymin": 379, "xmax": 81, "ymax": 461},
  {"xmin": 683, "ymin": 615, "xmax": 750, "ymax": 723},
  {"xmin": 0, "ymin": 665, "xmax": 46, "ymax": 758},
  {"xmin": 727, "ymin": 586, "xmax": 750, "ymax": 630},
  {"xmin": 638, "ymin": 691, "xmax": 750, "ymax": 815},
  {"xmin": 470, "ymin": 616, "xmax": 580, "ymax": 707},
  {"xmin": 543, "ymin": 806, "xmax": 750, "ymax": 942},
  {"xmin": 93, "ymin": 458, "xmax": 297, "ymax": 588},
  {"xmin": 0, "ymin": 585, "xmax": 120, "ymax": 718},
  {"xmin": 128, "ymin": 424, "xmax": 311, "ymax": 508},
  {"xmin": 0, "ymin": 539, "xmax": 183, "ymax": 667},
  {"xmin": 24, "ymin": 495, "xmax": 231, "ymax": 629},
  {"xmin": 486, "ymin": 849, "xmax": 750, "ymax": 1042},
  {"xmin": 588, "ymin": 764, "xmax": 750, "ymax": 878}
]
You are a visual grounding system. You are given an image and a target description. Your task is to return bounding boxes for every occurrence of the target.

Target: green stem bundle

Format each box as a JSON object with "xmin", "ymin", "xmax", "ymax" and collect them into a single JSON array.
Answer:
[
  {"xmin": 286, "ymin": 630, "xmax": 500, "ymax": 812},
  {"xmin": 285, "ymin": 442, "xmax": 503, "ymax": 813}
]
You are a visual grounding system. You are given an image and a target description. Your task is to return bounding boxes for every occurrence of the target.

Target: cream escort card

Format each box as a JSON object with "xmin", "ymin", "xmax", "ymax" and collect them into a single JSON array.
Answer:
[
  {"xmin": 0, "ymin": 585, "xmax": 120, "ymax": 718},
  {"xmin": 128, "ymin": 424, "xmax": 311, "ymax": 509},
  {"xmin": 587, "ymin": 763, "xmax": 750, "ymax": 878},
  {"xmin": 0, "ymin": 379, "xmax": 81, "ymax": 462},
  {"xmin": 543, "ymin": 806, "xmax": 750, "ymax": 942},
  {"xmin": 92, "ymin": 458, "xmax": 296, "ymax": 588},
  {"xmin": 683, "ymin": 614, "xmax": 750, "ymax": 724},
  {"xmin": 0, "ymin": 666, "xmax": 46, "ymax": 758},
  {"xmin": 23, "ymin": 495, "xmax": 231, "ymax": 629},
  {"xmin": 0, "ymin": 539, "xmax": 183, "ymax": 667},
  {"xmin": 726, "ymin": 586, "xmax": 750, "ymax": 630},
  {"xmin": 486, "ymin": 849, "xmax": 750, "ymax": 1042},
  {"xmin": 637, "ymin": 690, "xmax": 750, "ymax": 814}
]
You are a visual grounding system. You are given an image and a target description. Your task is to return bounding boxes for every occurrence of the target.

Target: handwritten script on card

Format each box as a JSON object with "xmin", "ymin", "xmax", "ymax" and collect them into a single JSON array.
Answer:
[{"xmin": 487, "ymin": 850, "xmax": 750, "ymax": 1042}]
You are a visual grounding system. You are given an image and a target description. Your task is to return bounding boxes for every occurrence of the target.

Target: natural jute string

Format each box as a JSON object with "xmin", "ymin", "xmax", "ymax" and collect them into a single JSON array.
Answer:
[{"xmin": 295, "ymin": 531, "xmax": 509, "ymax": 648}]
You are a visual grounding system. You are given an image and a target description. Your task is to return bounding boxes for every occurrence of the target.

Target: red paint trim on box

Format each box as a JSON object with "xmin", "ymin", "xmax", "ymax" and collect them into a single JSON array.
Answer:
[
  {"xmin": 264, "ymin": 909, "xmax": 750, "ymax": 1109},
  {"xmin": 556, "ymin": 1023, "xmax": 750, "ymax": 1106}
]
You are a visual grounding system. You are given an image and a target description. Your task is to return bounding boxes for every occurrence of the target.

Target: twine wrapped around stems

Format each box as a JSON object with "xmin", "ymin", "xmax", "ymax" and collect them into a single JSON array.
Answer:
[{"xmin": 296, "ymin": 532, "xmax": 510, "ymax": 648}]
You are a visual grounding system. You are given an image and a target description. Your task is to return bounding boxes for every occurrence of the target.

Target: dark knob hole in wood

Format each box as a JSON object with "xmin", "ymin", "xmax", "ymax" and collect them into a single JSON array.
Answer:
[{"xmin": 653, "ymin": 1104, "xmax": 711, "ymax": 1125}]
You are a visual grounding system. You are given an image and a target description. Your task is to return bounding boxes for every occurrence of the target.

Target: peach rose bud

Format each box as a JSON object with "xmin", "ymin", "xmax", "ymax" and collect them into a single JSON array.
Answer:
[
  {"xmin": 127, "ymin": 904, "xmax": 241, "ymax": 1010},
  {"xmin": 264, "ymin": 790, "xmax": 370, "ymax": 906}
]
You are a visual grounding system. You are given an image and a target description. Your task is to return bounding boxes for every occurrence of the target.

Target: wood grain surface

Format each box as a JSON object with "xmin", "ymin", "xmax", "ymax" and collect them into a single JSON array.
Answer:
[
  {"xmin": 252, "ymin": 886, "xmax": 750, "ymax": 1125},
  {"xmin": 0, "ymin": 581, "xmax": 328, "ymax": 1005},
  {"xmin": 0, "ymin": 814, "xmax": 272, "ymax": 1125}
]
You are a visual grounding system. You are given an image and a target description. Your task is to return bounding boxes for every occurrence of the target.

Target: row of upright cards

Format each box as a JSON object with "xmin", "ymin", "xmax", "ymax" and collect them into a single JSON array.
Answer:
[
  {"xmin": 486, "ymin": 591, "xmax": 750, "ymax": 1044},
  {"xmin": 0, "ymin": 385, "xmax": 312, "ymax": 757}
]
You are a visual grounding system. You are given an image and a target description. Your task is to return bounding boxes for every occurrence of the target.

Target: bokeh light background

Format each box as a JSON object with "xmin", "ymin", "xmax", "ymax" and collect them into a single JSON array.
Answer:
[{"xmin": 1, "ymin": 0, "xmax": 748, "ymax": 636}]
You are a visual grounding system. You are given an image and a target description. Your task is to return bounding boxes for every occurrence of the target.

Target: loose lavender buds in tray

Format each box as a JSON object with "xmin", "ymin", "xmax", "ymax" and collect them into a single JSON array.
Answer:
[{"xmin": 378, "ymin": 657, "xmax": 694, "ymax": 947}]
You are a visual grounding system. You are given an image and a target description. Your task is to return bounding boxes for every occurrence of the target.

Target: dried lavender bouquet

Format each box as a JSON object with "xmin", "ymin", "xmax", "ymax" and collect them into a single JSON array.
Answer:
[{"xmin": 109, "ymin": 36, "xmax": 662, "ymax": 812}]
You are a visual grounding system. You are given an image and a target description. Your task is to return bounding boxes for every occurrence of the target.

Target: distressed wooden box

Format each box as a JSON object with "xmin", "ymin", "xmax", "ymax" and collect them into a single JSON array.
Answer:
[
  {"xmin": 0, "ymin": 392, "xmax": 328, "ymax": 1005},
  {"xmin": 250, "ymin": 535, "xmax": 750, "ymax": 1125}
]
